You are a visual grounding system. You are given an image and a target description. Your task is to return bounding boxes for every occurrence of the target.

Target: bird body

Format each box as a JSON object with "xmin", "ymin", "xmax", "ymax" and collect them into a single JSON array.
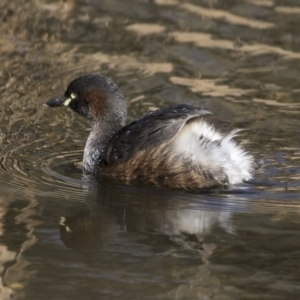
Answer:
[{"xmin": 46, "ymin": 74, "xmax": 253, "ymax": 190}]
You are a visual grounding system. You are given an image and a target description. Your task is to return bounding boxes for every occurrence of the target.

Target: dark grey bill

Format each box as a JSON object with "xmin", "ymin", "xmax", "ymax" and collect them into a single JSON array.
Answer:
[{"xmin": 45, "ymin": 95, "xmax": 69, "ymax": 107}]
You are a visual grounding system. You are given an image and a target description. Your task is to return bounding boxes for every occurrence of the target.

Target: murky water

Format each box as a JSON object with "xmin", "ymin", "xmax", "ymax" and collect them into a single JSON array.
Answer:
[{"xmin": 1, "ymin": 0, "xmax": 300, "ymax": 299}]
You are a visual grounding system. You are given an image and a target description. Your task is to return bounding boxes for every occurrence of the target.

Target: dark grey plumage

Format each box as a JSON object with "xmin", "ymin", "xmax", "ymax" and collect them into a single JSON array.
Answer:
[{"xmin": 104, "ymin": 104, "xmax": 212, "ymax": 164}]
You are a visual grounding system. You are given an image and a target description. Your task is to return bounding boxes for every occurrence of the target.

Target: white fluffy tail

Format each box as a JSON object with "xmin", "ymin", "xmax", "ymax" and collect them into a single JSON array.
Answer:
[{"xmin": 173, "ymin": 120, "xmax": 253, "ymax": 185}]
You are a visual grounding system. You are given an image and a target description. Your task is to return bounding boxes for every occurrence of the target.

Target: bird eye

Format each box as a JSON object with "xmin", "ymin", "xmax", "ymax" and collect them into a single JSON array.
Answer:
[{"xmin": 70, "ymin": 93, "xmax": 77, "ymax": 99}]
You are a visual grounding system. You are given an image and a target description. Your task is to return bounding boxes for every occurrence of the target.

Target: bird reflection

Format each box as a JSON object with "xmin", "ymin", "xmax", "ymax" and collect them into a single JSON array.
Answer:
[
  {"xmin": 60, "ymin": 180, "xmax": 238, "ymax": 261},
  {"xmin": 60, "ymin": 207, "xmax": 118, "ymax": 251}
]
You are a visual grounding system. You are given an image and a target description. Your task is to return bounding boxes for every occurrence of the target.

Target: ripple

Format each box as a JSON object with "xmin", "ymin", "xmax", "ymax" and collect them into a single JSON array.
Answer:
[
  {"xmin": 41, "ymin": 164, "xmax": 85, "ymax": 187},
  {"xmin": 181, "ymin": 3, "xmax": 275, "ymax": 29},
  {"xmin": 171, "ymin": 31, "xmax": 300, "ymax": 60},
  {"xmin": 0, "ymin": 122, "xmax": 86, "ymax": 200}
]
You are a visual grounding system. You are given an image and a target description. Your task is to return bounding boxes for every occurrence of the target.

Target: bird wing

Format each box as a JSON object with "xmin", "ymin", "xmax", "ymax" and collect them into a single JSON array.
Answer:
[{"xmin": 103, "ymin": 104, "xmax": 212, "ymax": 164}]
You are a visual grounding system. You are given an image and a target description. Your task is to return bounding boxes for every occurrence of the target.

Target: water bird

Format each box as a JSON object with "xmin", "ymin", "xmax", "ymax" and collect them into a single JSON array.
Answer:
[{"xmin": 45, "ymin": 74, "xmax": 253, "ymax": 190}]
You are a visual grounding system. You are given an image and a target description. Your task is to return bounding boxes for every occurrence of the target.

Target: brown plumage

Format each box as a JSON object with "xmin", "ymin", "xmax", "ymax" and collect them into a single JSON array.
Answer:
[{"xmin": 104, "ymin": 144, "xmax": 227, "ymax": 189}]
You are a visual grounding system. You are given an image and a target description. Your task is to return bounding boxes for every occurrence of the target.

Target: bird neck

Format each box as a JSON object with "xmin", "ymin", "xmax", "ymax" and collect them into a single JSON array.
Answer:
[{"xmin": 83, "ymin": 120, "xmax": 120, "ymax": 173}]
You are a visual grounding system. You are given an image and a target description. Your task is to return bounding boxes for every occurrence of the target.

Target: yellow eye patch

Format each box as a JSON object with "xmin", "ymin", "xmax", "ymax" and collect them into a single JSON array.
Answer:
[{"xmin": 63, "ymin": 98, "xmax": 72, "ymax": 106}]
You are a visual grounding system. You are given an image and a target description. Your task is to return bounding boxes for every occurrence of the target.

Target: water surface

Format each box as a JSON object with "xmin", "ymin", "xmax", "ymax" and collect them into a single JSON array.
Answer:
[{"xmin": 1, "ymin": 0, "xmax": 300, "ymax": 299}]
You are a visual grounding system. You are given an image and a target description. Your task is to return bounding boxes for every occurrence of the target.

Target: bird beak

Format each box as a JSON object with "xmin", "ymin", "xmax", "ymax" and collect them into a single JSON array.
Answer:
[{"xmin": 45, "ymin": 95, "xmax": 72, "ymax": 107}]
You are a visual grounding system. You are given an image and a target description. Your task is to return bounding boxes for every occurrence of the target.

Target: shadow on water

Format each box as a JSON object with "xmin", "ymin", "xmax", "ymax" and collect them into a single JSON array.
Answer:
[{"xmin": 1, "ymin": 0, "xmax": 300, "ymax": 299}]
